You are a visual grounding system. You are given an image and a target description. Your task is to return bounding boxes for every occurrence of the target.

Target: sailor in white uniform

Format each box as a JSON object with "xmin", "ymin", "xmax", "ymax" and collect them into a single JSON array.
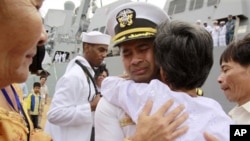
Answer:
[{"xmin": 44, "ymin": 31, "xmax": 111, "ymax": 141}]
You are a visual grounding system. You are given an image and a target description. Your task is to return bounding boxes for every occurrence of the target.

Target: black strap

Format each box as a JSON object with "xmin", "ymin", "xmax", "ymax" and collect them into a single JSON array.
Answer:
[
  {"xmin": 75, "ymin": 60, "xmax": 99, "ymax": 100},
  {"xmin": 20, "ymin": 103, "xmax": 31, "ymax": 141}
]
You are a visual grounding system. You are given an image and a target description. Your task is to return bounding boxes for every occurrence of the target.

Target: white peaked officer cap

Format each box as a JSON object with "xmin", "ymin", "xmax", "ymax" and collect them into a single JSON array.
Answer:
[
  {"xmin": 81, "ymin": 31, "xmax": 111, "ymax": 45},
  {"xmin": 106, "ymin": 2, "xmax": 170, "ymax": 46}
]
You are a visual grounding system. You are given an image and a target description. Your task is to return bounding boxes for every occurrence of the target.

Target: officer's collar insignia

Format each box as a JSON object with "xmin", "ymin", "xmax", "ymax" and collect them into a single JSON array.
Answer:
[{"xmin": 116, "ymin": 8, "xmax": 135, "ymax": 28}]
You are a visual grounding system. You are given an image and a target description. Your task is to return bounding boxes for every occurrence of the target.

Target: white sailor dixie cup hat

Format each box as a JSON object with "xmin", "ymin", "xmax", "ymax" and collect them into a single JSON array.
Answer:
[
  {"xmin": 81, "ymin": 31, "xmax": 111, "ymax": 45},
  {"xmin": 106, "ymin": 2, "xmax": 170, "ymax": 47}
]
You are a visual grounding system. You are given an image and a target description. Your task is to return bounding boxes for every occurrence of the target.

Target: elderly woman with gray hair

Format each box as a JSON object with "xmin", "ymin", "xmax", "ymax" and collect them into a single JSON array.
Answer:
[{"xmin": 0, "ymin": 0, "xmax": 51, "ymax": 140}]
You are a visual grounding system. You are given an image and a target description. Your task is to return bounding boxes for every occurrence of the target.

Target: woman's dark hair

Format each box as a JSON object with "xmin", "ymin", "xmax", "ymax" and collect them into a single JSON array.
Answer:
[
  {"xmin": 154, "ymin": 20, "xmax": 213, "ymax": 90},
  {"xmin": 94, "ymin": 63, "xmax": 109, "ymax": 79}
]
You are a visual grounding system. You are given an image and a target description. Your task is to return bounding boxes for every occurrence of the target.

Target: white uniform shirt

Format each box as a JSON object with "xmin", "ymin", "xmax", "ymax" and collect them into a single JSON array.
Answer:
[
  {"xmin": 229, "ymin": 101, "xmax": 250, "ymax": 124},
  {"xmin": 211, "ymin": 25, "xmax": 220, "ymax": 47},
  {"xmin": 219, "ymin": 25, "xmax": 227, "ymax": 47},
  {"xmin": 40, "ymin": 84, "xmax": 49, "ymax": 104},
  {"xmin": 95, "ymin": 98, "xmax": 136, "ymax": 141},
  {"xmin": 100, "ymin": 76, "xmax": 234, "ymax": 141},
  {"xmin": 205, "ymin": 25, "xmax": 212, "ymax": 33},
  {"xmin": 44, "ymin": 56, "xmax": 96, "ymax": 141}
]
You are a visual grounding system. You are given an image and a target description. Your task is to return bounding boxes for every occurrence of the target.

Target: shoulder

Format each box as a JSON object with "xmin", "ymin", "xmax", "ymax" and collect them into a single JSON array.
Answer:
[
  {"xmin": 197, "ymin": 96, "xmax": 221, "ymax": 104},
  {"xmin": 64, "ymin": 56, "xmax": 90, "ymax": 74},
  {"xmin": 28, "ymin": 93, "xmax": 34, "ymax": 97},
  {"xmin": 60, "ymin": 63, "xmax": 87, "ymax": 82},
  {"xmin": 190, "ymin": 97, "xmax": 233, "ymax": 126},
  {"xmin": 102, "ymin": 76, "xmax": 125, "ymax": 85},
  {"xmin": 195, "ymin": 96, "xmax": 225, "ymax": 112}
]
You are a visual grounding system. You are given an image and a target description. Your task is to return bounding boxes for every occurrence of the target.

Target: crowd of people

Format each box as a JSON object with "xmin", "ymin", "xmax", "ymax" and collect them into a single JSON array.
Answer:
[
  {"xmin": 1, "ymin": 0, "xmax": 249, "ymax": 141},
  {"xmin": 53, "ymin": 51, "xmax": 69, "ymax": 63},
  {"xmin": 196, "ymin": 15, "xmax": 236, "ymax": 47}
]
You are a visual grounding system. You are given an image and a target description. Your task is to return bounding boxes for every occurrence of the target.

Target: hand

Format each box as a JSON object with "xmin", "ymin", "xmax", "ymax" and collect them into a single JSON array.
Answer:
[
  {"xmin": 90, "ymin": 94, "xmax": 101, "ymax": 111},
  {"xmin": 131, "ymin": 99, "xmax": 189, "ymax": 141},
  {"xmin": 204, "ymin": 132, "xmax": 219, "ymax": 141}
]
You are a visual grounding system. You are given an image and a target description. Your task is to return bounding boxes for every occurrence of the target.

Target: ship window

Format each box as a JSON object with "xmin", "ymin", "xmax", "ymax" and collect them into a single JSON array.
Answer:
[
  {"xmin": 92, "ymin": 28, "xmax": 98, "ymax": 31},
  {"xmin": 105, "ymin": 29, "xmax": 109, "ymax": 34},
  {"xmin": 189, "ymin": 0, "xmax": 204, "ymax": 10},
  {"xmin": 100, "ymin": 26, "xmax": 105, "ymax": 33},
  {"xmin": 168, "ymin": 0, "xmax": 186, "ymax": 15},
  {"xmin": 207, "ymin": 0, "xmax": 220, "ymax": 7}
]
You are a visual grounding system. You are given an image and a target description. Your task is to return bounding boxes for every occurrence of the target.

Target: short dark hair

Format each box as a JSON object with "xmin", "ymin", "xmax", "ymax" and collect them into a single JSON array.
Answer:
[
  {"xmin": 154, "ymin": 20, "xmax": 213, "ymax": 90},
  {"xmin": 220, "ymin": 34, "xmax": 250, "ymax": 67},
  {"xmin": 94, "ymin": 64, "xmax": 109, "ymax": 79},
  {"xmin": 33, "ymin": 82, "xmax": 41, "ymax": 88},
  {"xmin": 40, "ymin": 75, "xmax": 47, "ymax": 80}
]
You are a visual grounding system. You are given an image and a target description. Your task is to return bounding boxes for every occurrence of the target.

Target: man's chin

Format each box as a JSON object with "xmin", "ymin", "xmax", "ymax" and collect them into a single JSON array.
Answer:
[{"xmin": 132, "ymin": 75, "xmax": 151, "ymax": 83}]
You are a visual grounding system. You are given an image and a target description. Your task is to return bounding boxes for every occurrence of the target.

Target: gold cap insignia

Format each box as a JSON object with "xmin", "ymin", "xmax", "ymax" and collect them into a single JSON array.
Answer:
[{"xmin": 116, "ymin": 8, "xmax": 135, "ymax": 28}]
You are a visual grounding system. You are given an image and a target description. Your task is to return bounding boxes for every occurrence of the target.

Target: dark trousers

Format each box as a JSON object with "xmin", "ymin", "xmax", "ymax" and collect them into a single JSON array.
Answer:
[
  {"xmin": 226, "ymin": 32, "xmax": 234, "ymax": 45},
  {"xmin": 90, "ymin": 127, "xmax": 95, "ymax": 141},
  {"xmin": 30, "ymin": 115, "xmax": 39, "ymax": 128}
]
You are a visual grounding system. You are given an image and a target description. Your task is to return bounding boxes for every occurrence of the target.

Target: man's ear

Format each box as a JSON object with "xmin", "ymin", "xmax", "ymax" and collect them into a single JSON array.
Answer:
[
  {"xmin": 83, "ymin": 43, "xmax": 87, "ymax": 51},
  {"xmin": 84, "ymin": 43, "xmax": 92, "ymax": 54},
  {"xmin": 160, "ymin": 67, "xmax": 167, "ymax": 83},
  {"xmin": 160, "ymin": 67, "xmax": 173, "ymax": 89}
]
